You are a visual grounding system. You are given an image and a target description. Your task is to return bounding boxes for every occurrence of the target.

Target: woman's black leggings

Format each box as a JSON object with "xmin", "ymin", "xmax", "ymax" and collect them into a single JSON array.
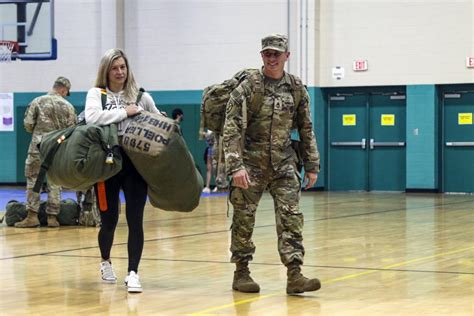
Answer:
[{"xmin": 96, "ymin": 148, "xmax": 148, "ymax": 273}]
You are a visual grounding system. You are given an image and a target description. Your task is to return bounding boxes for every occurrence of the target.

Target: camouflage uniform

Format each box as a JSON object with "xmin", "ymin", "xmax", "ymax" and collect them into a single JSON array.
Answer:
[
  {"xmin": 223, "ymin": 70, "xmax": 320, "ymax": 266},
  {"xmin": 212, "ymin": 135, "xmax": 229, "ymax": 191},
  {"xmin": 24, "ymin": 89, "xmax": 76, "ymax": 215}
]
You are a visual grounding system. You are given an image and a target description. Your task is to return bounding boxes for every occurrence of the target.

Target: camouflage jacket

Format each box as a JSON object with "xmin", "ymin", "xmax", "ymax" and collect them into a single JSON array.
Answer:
[
  {"xmin": 24, "ymin": 91, "xmax": 77, "ymax": 154},
  {"xmin": 223, "ymin": 71, "xmax": 320, "ymax": 174}
]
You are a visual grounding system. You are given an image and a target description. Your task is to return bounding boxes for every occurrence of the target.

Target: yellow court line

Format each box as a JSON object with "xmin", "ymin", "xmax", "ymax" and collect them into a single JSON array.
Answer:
[{"xmin": 189, "ymin": 245, "xmax": 474, "ymax": 315}]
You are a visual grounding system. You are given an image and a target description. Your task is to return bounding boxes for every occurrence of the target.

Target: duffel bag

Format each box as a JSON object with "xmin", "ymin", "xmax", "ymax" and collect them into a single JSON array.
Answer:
[
  {"xmin": 34, "ymin": 123, "xmax": 122, "ymax": 192},
  {"xmin": 122, "ymin": 111, "xmax": 203, "ymax": 212},
  {"xmin": 1, "ymin": 200, "xmax": 47, "ymax": 226},
  {"xmin": 56, "ymin": 198, "xmax": 80, "ymax": 226}
]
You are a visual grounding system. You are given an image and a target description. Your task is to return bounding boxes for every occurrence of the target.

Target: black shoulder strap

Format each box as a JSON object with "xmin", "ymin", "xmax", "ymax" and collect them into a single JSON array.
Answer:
[
  {"xmin": 100, "ymin": 88, "xmax": 107, "ymax": 110},
  {"xmin": 136, "ymin": 88, "xmax": 145, "ymax": 104}
]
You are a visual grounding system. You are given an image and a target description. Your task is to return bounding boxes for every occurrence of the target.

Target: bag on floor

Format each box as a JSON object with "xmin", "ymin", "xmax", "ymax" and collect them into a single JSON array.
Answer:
[
  {"xmin": 34, "ymin": 123, "xmax": 122, "ymax": 192},
  {"xmin": 57, "ymin": 198, "xmax": 80, "ymax": 226},
  {"xmin": 77, "ymin": 189, "xmax": 101, "ymax": 227},
  {"xmin": 1, "ymin": 200, "xmax": 47, "ymax": 226},
  {"xmin": 122, "ymin": 111, "xmax": 203, "ymax": 212}
]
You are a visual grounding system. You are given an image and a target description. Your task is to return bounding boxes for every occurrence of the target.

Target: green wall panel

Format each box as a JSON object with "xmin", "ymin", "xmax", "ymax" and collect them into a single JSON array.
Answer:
[
  {"xmin": 309, "ymin": 87, "xmax": 326, "ymax": 188},
  {"xmin": 406, "ymin": 85, "xmax": 437, "ymax": 189}
]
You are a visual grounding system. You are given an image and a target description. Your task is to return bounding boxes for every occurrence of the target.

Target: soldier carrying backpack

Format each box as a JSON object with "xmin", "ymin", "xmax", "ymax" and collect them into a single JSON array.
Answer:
[{"xmin": 201, "ymin": 34, "xmax": 322, "ymax": 295}]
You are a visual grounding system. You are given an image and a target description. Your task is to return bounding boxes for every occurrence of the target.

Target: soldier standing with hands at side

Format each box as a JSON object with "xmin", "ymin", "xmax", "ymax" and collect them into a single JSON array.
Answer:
[
  {"xmin": 223, "ymin": 34, "xmax": 321, "ymax": 294},
  {"xmin": 16, "ymin": 77, "xmax": 77, "ymax": 228}
]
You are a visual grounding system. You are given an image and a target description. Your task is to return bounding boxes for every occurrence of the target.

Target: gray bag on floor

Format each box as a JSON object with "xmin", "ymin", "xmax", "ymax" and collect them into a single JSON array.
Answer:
[{"xmin": 122, "ymin": 111, "xmax": 203, "ymax": 212}]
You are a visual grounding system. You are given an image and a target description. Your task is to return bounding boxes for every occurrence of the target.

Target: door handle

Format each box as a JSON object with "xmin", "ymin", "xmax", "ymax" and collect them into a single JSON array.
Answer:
[
  {"xmin": 445, "ymin": 142, "xmax": 474, "ymax": 147},
  {"xmin": 370, "ymin": 139, "xmax": 405, "ymax": 149},
  {"xmin": 331, "ymin": 138, "xmax": 367, "ymax": 149}
]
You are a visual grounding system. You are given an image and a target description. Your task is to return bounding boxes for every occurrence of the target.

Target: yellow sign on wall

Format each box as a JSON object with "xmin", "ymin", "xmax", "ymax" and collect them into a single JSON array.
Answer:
[
  {"xmin": 381, "ymin": 114, "xmax": 395, "ymax": 126},
  {"xmin": 343, "ymin": 114, "xmax": 356, "ymax": 126},
  {"xmin": 458, "ymin": 113, "xmax": 473, "ymax": 125}
]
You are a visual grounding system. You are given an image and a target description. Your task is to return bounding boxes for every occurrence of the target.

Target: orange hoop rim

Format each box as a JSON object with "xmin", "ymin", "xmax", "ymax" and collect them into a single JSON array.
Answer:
[{"xmin": 0, "ymin": 40, "xmax": 19, "ymax": 53}]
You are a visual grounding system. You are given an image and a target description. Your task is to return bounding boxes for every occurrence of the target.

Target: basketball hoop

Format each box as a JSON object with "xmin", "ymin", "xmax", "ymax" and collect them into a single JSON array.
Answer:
[{"xmin": 0, "ymin": 41, "xmax": 19, "ymax": 63}]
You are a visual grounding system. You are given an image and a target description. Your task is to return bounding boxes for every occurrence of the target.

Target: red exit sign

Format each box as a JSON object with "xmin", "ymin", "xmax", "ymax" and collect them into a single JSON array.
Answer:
[
  {"xmin": 466, "ymin": 57, "xmax": 474, "ymax": 68},
  {"xmin": 353, "ymin": 60, "xmax": 368, "ymax": 71}
]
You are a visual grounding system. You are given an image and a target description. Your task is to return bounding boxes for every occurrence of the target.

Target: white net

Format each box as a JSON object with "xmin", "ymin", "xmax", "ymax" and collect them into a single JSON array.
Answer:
[{"xmin": 0, "ymin": 41, "xmax": 15, "ymax": 63}]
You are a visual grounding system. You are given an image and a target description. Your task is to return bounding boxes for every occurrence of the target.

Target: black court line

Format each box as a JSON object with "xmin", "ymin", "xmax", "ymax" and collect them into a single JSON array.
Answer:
[
  {"xmin": 2, "ymin": 194, "xmax": 473, "ymax": 238},
  {"xmin": 1, "ymin": 197, "xmax": 474, "ymax": 260},
  {"xmin": 38, "ymin": 253, "xmax": 474, "ymax": 276}
]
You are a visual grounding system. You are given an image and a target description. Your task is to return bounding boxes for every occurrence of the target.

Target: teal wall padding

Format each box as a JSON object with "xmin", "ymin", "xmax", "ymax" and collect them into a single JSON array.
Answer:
[
  {"xmin": 309, "ymin": 87, "xmax": 326, "ymax": 188},
  {"xmin": 406, "ymin": 85, "xmax": 437, "ymax": 189},
  {"xmin": 0, "ymin": 127, "xmax": 16, "ymax": 182}
]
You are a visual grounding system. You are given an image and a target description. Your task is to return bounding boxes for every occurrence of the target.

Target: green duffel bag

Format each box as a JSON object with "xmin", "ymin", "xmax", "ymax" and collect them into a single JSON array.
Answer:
[
  {"xmin": 57, "ymin": 198, "xmax": 80, "ymax": 226},
  {"xmin": 122, "ymin": 112, "xmax": 203, "ymax": 212},
  {"xmin": 34, "ymin": 123, "xmax": 122, "ymax": 192},
  {"xmin": 1, "ymin": 200, "xmax": 47, "ymax": 226},
  {"xmin": 2, "ymin": 200, "xmax": 27, "ymax": 226}
]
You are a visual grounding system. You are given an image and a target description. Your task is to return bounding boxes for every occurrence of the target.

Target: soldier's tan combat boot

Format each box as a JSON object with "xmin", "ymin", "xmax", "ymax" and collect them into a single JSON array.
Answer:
[
  {"xmin": 232, "ymin": 262, "xmax": 260, "ymax": 293},
  {"xmin": 47, "ymin": 215, "xmax": 60, "ymax": 227},
  {"xmin": 286, "ymin": 263, "xmax": 321, "ymax": 294},
  {"xmin": 14, "ymin": 210, "xmax": 40, "ymax": 228}
]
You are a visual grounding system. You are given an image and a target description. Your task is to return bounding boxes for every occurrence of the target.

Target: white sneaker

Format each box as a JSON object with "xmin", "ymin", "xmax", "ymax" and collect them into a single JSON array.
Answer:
[
  {"xmin": 125, "ymin": 271, "xmax": 143, "ymax": 293},
  {"xmin": 202, "ymin": 187, "xmax": 211, "ymax": 194},
  {"xmin": 100, "ymin": 261, "xmax": 117, "ymax": 283},
  {"xmin": 212, "ymin": 187, "xmax": 218, "ymax": 193}
]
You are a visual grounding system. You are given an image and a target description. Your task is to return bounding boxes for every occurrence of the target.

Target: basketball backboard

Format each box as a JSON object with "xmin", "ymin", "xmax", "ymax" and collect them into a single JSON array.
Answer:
[{"xmin": 0, "ymin": 0, "xmax": 56, "ymax": 60}]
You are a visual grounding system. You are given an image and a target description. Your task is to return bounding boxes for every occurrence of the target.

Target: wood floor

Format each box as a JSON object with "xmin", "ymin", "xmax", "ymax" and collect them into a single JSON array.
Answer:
[{"xmin": 0, "ymin": 191, "xmax": 473, "ymax": 315}]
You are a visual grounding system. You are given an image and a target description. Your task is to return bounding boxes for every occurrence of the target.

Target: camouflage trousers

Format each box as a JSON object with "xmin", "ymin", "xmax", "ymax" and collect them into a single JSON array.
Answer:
[
  {"xmin": 25, "ymin": 153, "xmax": 61, "ymax": 215},
  {"xmin": 229, "ymin": 160, "xmax": 305, "ymax": 266}
]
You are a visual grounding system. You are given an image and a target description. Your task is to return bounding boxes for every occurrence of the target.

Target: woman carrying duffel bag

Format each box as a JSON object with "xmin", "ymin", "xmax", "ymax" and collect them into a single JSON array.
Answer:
[{"xmin": 85, "ymin": 48, "xmax": 164, "ymax": 294}]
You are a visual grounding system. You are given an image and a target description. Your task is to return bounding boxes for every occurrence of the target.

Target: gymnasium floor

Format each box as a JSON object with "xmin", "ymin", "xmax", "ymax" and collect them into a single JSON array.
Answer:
[{"xmin": 0, "ymin": 189, "xmax": 473, "ymax": 315}]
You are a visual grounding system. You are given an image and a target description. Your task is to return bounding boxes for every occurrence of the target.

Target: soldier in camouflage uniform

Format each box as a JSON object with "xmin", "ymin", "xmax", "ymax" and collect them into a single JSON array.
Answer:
[
  {"xmin": 15, "ymin": 77, "xmax": 77, "ymax": 228},
  {"xmin": 223, "ymin": 34, "xmax": 321, "ymax": 294}
]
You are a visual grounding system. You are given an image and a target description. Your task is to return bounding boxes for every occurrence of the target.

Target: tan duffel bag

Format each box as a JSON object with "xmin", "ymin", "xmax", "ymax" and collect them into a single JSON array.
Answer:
[{"xmin": 122, "ymin": 111, "xmax": 203, "ymax": 212}]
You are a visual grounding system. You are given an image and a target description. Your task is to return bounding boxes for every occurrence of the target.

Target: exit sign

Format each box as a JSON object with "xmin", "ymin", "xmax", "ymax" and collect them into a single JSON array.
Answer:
[
  {"xmin": 353, "ymin": 60, "xmax": 368, "ymax": 71},
  {"xmin": 466, "ymin": 57, "xmax": 474, "ymax": 68}
]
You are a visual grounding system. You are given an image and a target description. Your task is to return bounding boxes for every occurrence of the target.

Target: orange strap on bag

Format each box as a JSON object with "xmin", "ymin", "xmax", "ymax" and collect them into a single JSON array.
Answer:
[{"xmin": 96, "ymin": 181, "xmax": 108, "ymax": 212}]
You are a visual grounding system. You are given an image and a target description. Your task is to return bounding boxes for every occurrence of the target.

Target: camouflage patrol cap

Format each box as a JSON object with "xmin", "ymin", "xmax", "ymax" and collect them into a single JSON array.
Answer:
[
  {"xmin": 260, "ymin": 34, "xmax": 288, "ymax": 52},
  {"xmin": 54, "ymin": 76, "xmax": 71, "ymax": 96},
  {"xmin": 54, "ymin": 76, "xmax": 71, "ymax": 89}
]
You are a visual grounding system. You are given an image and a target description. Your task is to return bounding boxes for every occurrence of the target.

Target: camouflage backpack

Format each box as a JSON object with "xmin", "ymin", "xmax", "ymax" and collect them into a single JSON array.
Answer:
[
  {"xmin": 199, "ymin": 69, "xmax": 263, "ymax": 138},
  {"xmin": 199, "ymin": 68, "xmax": 305, "ymax": 138},
  {"xmin": 77, "ymin": 189, "xmax": 101, "ymax": 227}
]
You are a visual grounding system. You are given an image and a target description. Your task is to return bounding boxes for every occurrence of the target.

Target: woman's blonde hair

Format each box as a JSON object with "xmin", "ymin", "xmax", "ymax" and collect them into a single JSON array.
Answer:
[{"xmin": 95, "ymin": 48, "xmax": 139, "ymax": 101}]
